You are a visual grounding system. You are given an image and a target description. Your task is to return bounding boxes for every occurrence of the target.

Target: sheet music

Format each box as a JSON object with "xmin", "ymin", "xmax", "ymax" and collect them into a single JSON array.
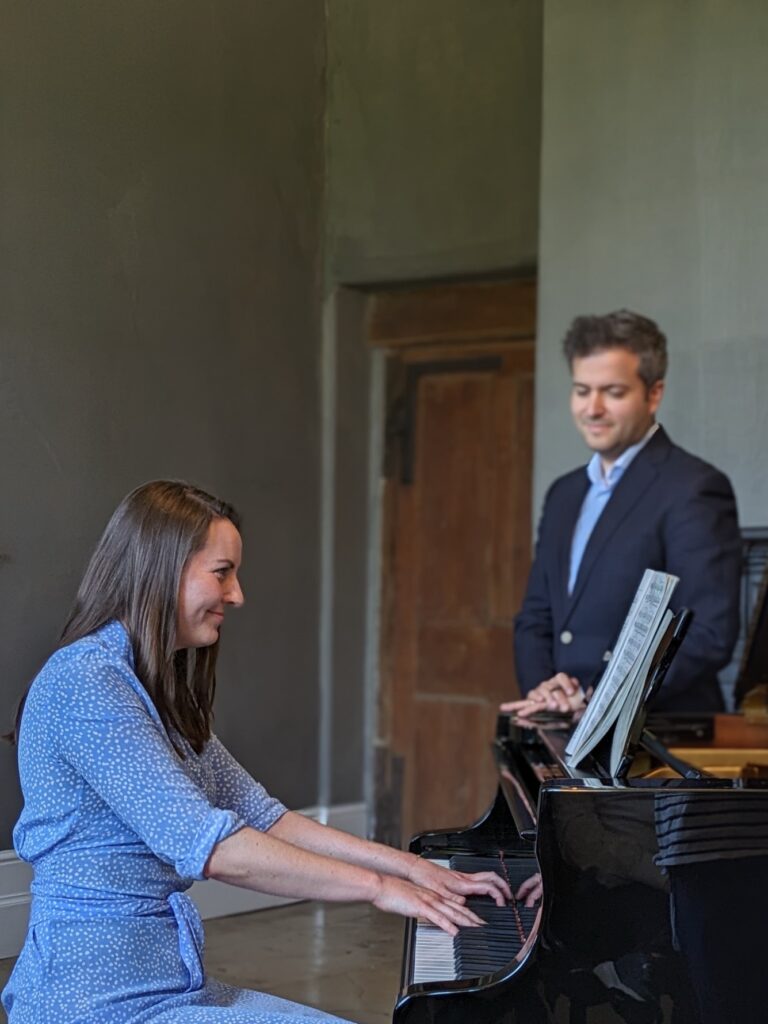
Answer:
[
  {"xmin": 565, "ymin": 570, "xmax": 678, "ymax": 769},
  {"xmin": 609, "ymin": 609, "xmax": 673, "ymax": 774}
]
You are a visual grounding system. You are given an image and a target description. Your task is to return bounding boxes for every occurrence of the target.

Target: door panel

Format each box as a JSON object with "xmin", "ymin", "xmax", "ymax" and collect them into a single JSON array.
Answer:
[{"xmin": 379, "ymin": 338, "xmax": 534, "ymax": 844}]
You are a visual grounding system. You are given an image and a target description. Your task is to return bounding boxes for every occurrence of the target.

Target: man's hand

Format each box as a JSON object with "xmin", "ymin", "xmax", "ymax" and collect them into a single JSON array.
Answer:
[{"xmin": 500, "ymin": 673, "xmax": 588, "ymax": 717}]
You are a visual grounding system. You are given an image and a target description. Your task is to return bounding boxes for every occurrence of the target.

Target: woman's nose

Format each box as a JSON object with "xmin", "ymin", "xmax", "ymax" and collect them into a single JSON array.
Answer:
[{"xmin": 226, "ymin": 577, "xmax": 245, "ymax": 606}]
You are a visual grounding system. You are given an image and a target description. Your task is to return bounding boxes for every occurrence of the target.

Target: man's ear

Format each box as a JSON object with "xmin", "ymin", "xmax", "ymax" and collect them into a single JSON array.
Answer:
[{"xmin": 648, "ymin": 378, "xmax": 665, "ymax": 415}]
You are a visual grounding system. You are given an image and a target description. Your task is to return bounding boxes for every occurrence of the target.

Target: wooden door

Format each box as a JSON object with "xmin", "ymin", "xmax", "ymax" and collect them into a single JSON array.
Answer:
[{"xmin": 371, "ymin": 280, "xmax": 535, "ymax": 846}]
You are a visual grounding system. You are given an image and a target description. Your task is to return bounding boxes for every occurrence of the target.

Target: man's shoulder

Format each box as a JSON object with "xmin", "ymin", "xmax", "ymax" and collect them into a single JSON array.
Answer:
[
  {"xmin": 647, "ymin": 430, "xmax": 734, "ymax": 490},
  {"xmin": 544, "ymin": 464, "xmax": 589, "ymax": 500}
]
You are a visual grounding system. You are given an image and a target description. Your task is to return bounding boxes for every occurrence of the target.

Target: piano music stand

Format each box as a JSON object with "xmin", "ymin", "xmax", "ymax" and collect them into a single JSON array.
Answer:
[{"xmin": 605, "ymin": 608, "xmax": 697, "ymax": 780}]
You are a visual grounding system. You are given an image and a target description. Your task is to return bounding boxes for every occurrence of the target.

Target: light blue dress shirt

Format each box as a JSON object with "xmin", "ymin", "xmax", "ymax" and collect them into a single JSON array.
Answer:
[{"xmin": 568, "ymin": 423, "xmax": 659, "ymax": 594}]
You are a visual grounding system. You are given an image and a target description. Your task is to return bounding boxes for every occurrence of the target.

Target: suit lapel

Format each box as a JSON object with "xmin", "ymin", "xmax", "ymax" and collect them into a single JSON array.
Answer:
[
  {"xmin": 565, "ymin": 427, "xmax": 670, "ymax": 619},
  {"xmin": 554, "ymin": 471, "xmax": 590, "ymax": 616}
]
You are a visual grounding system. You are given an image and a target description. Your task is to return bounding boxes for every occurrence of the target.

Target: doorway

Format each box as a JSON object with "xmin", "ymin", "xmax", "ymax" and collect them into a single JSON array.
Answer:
[{"xmin": 369, "ymin": 278, "xmax": 536, "ymax": 845}]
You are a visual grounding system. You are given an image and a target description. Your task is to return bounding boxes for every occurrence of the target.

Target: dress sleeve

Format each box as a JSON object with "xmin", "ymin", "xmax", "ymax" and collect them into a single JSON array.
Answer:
[
  {"xmin": 54, "ymin": 654, "xmax": 246, "ymax": 880},
  {"xmin": 202, "ymin": 734, "xmax": 287, "ymax": 831}
]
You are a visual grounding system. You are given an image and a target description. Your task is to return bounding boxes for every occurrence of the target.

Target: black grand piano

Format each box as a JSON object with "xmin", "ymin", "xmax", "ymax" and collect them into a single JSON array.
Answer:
[{"xmin": 394, "ymin": 607, "xmax": 768, "ymax": 1024}]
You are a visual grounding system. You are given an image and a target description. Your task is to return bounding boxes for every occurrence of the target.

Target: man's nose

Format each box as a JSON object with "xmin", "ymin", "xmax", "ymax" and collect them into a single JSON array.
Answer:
[{"xmin": 586, "ymin": 392, "xmax": 605, "ymax": 417}]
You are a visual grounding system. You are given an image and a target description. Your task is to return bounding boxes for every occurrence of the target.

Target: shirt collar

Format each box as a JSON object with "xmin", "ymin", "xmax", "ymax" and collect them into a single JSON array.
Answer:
[
  {"xmin": 586, "ymin": 422, "xmax": 659, "ymax": 489},
  {"xmin": 94, "ymin": 618, "xmax": 135, "ymax": 667}
]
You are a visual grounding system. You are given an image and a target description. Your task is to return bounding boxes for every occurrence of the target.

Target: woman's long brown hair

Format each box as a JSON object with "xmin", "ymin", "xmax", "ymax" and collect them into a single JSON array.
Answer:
[{"xmin": 12, "ymin": 480, "xmax": 240, "ymax": 754}]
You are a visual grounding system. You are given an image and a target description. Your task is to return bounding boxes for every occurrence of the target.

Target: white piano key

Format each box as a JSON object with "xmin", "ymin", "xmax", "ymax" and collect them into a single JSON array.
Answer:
[{"xmin": 410, "ymin": 859, "xmax": 458, "ymax": 984}]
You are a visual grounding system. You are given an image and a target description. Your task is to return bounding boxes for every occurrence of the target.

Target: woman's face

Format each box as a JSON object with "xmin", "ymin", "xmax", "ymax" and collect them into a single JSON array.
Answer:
[{"xmin": 175, "ymin": 517, "xmax": 244, "ymax": 650}]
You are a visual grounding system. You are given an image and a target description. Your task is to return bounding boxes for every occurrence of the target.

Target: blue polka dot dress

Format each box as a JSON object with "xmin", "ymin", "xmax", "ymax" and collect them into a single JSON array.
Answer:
[{"xmin": 2, "ymin": 621, "xmax": 354, "ymax": 1024}]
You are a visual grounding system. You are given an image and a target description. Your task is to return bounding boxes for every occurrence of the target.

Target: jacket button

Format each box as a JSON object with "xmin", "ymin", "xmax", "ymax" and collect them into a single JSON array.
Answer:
[
  {"xmin": 603, "ymin": 650, "xmax": 612, "ymax": 662},
  {"xmin": 560, "ymin": 630, "xmax": 573, "ymax": 645}
]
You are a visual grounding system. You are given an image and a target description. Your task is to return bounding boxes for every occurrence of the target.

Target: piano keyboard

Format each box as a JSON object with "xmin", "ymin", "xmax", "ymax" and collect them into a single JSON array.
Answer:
[{"xmin": 411, "ymin": 854, "xmax": 540, "ymax": 984}]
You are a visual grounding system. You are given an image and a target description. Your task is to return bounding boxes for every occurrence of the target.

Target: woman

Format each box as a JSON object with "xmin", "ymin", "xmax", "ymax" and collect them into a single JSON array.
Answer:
[{"xmin": 2, "ymin": 481, "xmax": 509, "ymax": 1023}]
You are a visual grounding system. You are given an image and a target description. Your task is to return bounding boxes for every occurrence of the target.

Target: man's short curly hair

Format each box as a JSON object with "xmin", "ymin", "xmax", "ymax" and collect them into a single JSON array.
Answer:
[{"xmin": 562, "ymin": 309, "xmax": 668, "ymax": 390}]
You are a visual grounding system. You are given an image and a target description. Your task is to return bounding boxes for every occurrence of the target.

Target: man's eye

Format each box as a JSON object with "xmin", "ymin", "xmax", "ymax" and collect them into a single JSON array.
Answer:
[{"xmin": 607, "ymin": 389, "xmax": 627, "ymax": 398}]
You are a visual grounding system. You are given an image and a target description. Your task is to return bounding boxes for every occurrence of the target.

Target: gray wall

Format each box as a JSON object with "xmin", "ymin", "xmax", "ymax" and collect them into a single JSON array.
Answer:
[
  {"xmin": 327, "ymin": 288, "xmax": 371, "ymax": 805},
  {"xmin": 0, "ymin": 2, "xmax": 325, "ymax": 845},
  {"xmin": 0, "ymin": 0, "xmax": 546, "ymax": 843},
  {"xmin": 536, "ymin": 0, "xmax": 768, "ymax": 526},
  {"xmin": 323, "ymin": 1, "xmax": 544, "ymax": 805},
  {"xmin": 325, "ymin": 0, "xmax": 543, "ymax": 284}
]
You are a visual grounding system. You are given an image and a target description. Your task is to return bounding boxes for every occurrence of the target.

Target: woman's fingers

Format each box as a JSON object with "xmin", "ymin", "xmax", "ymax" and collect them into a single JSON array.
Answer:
[
  {"xmin": 437, "ymin": 899, "xmax": 484, "ymax": 928},
  {"xmin": 415, "ymin": 863, "xmax": 512, "ymax": 905},
  {"xmin": 515, "ymin": 873, "xmax": 543, "ymax": 907},
  {"xmin": 374, "ymin": 876, "xmax": 487, "ymax": 935},
  {"xmin": 515, "ymin": 873, "xmax": 540, "ymax": 897},
  {"xmin": 451, "ymin": 869, "xmax": 511, "ymax": 905},
  {"xmin": 416, "ymin": 893, "xmax": 484, "ymax": 932},
  {"xmin": 522, "ymin": 884, "xmax": 542, "ymax": 908},
  {"xmin": 442, "ymin": 869, "xmax": 510, "ymax": 899}
]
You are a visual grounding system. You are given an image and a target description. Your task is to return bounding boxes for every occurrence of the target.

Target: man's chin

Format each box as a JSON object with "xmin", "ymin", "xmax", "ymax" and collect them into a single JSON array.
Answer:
[
  {"xmin": 583, "ymin": 438, "xmax": 628, "ymax": 467},
  {"xmin": 581, "ymin": 432, "xmax": 617, "ymax": 453}
]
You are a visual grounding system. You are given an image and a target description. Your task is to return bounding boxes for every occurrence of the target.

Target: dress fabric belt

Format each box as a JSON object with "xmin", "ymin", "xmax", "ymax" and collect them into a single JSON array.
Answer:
[
  {"xmin": 29, "ymin": 888, "xmax": 206, "ymax": 993},
  {"xmin": 168, "ymin": 891, "xmax": 205, "ymax": 991}
]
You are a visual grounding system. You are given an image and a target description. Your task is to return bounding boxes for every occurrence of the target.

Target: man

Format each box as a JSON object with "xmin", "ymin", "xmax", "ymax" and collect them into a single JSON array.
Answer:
[{"xmin": 502, "ymin": 309, "xmax": 741, "ymax": 716}]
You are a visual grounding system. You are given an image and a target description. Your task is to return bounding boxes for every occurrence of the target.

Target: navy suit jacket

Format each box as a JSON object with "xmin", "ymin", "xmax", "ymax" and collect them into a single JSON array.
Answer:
[{"xmin": 514, "ymin": 427, "xmax": 741, "ymax": 712}]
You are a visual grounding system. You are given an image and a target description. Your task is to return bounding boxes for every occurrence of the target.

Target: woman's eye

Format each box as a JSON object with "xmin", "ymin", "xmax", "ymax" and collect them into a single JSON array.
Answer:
[{"xmin": 214, "ymin": 568, "xmax": 228, "ymax": 580}]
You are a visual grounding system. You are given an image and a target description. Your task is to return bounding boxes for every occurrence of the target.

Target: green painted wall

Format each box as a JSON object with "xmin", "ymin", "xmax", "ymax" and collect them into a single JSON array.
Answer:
[
  {"xmin": 0, "ymin": 2, "xmax": 325, "ymax": 845},
  {"xmin": 536, "ymin": 0, "xmax": 768, "ymax": 526},
  {"xmin": 326, "ymin": 0, "xmax": 543, "ymax": 284},
  {"xmin": 323, "ymin": 1, "xmax": 544, "ymax": 805},
  {"xmin": 0, "ymin": 2, "xmax": 547, "ymax": 840}
]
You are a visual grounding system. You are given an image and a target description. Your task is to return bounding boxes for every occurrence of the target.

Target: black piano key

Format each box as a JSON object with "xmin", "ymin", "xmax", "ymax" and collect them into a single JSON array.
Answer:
[
  {"xmin": 449, "ymin": 853, "xmax": 538, "ymax": 887},
  {"xmin": 443, "ymin": 853, "xmax": 540, "ymax": 979}
]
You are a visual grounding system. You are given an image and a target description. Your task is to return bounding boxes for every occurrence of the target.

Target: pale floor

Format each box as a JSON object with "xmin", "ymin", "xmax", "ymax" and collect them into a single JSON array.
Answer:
[{"xmin": 0, "ymin": 901, "xmax": 403, "ymax": 1024}]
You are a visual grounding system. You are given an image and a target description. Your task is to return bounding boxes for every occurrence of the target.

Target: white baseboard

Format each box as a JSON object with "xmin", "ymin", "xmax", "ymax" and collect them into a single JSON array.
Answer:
[
  {"xmin": 0, "ymin": 852, "xmax": 33, "ymax": 959},
  {"xmin": 0, "ymin": 802, "xmax": 367, "ymax": 960}
]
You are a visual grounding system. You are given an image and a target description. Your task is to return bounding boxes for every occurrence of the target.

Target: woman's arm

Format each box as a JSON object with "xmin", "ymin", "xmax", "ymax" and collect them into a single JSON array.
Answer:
[
  {"xmin": 204, "ymin": 823, "xmax": 486, "ymax": 935},
  {"xmin": 269, "ymin": 811, "xmax": 511, "ymax": 905}
]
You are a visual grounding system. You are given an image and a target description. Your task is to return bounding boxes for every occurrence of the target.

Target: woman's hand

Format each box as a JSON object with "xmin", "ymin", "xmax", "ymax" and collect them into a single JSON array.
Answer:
[
  {"xmin": 500, "ymin": 674, "xmax": 588, "ymax": 717},
  {"xmin": 373, "ymin": 875, "xmax": 486, "ymax": 936},
  {"xmin": 261, "ymin": 812, "xmax": 511, "ymax": 920},
  {"xmin": 515, "ymin": 873, "xmax": 543, "ymax": 908},
  {"xmin": 407, "ymin": 856, "xmax": 511, "ymax": 907}
]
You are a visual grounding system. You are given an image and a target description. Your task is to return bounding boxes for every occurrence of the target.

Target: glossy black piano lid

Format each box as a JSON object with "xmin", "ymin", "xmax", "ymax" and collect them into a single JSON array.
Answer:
[{"xmin": 396, "ymin": 774, "xmax": 768, "ymax": 1024}]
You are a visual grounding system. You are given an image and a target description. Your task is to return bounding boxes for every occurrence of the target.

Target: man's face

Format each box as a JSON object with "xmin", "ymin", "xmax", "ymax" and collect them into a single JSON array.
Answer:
[{"xmin": 570, "ymin": 347, "xmax": 664, "ymax": 465}]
